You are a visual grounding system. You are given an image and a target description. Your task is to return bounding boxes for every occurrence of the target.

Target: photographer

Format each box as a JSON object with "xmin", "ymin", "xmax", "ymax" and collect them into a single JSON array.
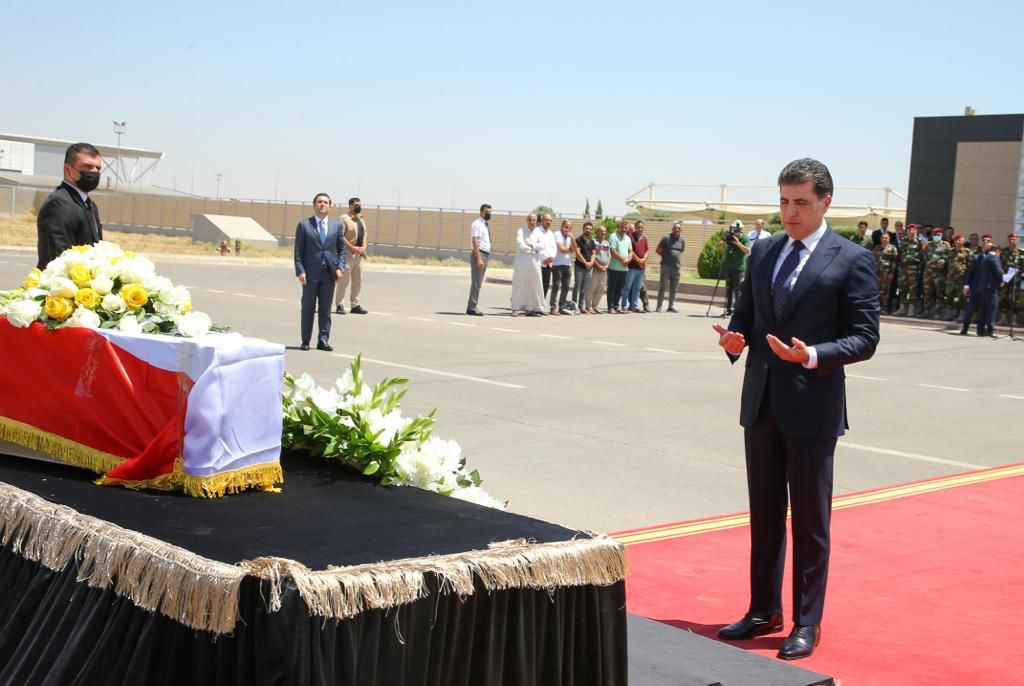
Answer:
[{"xmin": 718, "ymin": 220, "xmax": 750, "ymax": 315}]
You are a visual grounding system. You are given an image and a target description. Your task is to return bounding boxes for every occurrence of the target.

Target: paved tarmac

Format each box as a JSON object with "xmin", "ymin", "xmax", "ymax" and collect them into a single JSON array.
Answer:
[{"xmin": 2, "ymin": 249, "xmax": 1019, "ymax": 533}]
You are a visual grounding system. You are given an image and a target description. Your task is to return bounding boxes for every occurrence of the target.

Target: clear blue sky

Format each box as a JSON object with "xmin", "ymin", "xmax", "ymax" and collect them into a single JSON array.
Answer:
[{"xmin": 4, "ymin": 0, "xmax": 1022, "ymax": 215}]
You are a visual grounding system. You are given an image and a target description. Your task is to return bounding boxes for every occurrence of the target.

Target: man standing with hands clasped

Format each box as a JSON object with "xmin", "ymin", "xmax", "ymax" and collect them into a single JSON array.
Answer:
[
  {"xmin": 466, "ymin": 204, "xmax": 491, "ymax": 316},
  {"xmin": 36, "ymin": 142, "xmax": 104, "ymax": 269},
  {"xmin": 335, "ymin": 197, "xmax": 369, "ymax": 315},
  {"xmin": 294, "ymin": 193, "xmax": 345, "ymax": 351},
  {"xmin": 712, "ymin": 159, "xmax": 880, "ymax": 660}
]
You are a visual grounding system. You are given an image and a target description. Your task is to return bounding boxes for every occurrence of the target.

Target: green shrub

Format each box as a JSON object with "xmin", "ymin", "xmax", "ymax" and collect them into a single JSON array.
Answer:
[{"xmin": 697, "ymin": 229, "xmax": 729, "ymax": 278}]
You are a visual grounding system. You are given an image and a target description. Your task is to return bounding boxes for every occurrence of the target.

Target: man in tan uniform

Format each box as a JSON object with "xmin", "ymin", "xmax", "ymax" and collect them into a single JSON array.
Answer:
[{"xmin": 335, "ymin": 197, "xmax": 369, "ymax": 315}]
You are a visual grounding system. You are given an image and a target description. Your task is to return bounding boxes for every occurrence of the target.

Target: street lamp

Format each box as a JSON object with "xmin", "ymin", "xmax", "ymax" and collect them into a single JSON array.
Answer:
[
  {"xmin": 394, "ymin": 187, "xmax": 401, "ymax": 208},
  {"xmin": 112, "ymin": 121, "xmax": 126, "ymax": 189},
  {"xmin": 215, "ymin": 173, "xmax": 223, "ymax": 200}
]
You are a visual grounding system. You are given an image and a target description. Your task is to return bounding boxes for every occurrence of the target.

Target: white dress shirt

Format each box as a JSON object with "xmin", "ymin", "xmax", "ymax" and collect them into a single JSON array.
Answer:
[
  {"xmin": 771, "ymin": 221, "xmax": 828, "ymax": 369},
  {"xmin": 470, "ymin": 217, "xmax": 491, "ymax": 253}
]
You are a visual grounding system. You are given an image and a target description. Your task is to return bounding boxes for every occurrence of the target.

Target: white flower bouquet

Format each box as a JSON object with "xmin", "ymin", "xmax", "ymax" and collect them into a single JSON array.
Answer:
[
  {"xmin": 0, "ymin": 242, "xmax": 213, "ymax": 337},
  {"xmin": 282, "ymin": 355, "xmax": 505, "ymax": 509}
]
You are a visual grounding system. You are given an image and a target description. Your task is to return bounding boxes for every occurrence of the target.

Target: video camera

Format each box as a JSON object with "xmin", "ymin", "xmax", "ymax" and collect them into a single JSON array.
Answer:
[{"xmin": 723, "ymin": 220, "xmax": 744, "ymax": 244}]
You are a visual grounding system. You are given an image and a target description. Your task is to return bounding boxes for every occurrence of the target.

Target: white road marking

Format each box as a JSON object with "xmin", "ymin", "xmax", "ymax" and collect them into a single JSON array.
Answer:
[
  {"xmin": 999, "ymin": 394, "xmax": 1024, "ymax": 400},
  {"xmin": 839, "ymin": 442, "xmax": 983, "ymax": 469},
  {"xmin": 493, "ymin": 327, "xmax": 520, "ymax": 333},
  {"xmin": 593, "ymin": 340, "xmax": 625, "ymax": 347},
  {"xmin": 918, "ymin": 383, "xmax": 969, "ymax": 392},
  {"xmin": 207, "ymin": 289, "xmax": 226, "ymax": 294},
  {"xmin": 332, "ymin": 354, "xmax": 526, "ymax": 389},
  {"xmin": 847, "ymin": 374, "xmax": 887, "ymax": 381},
  {"xmin": 408, "ymin": 316, "xmax": 435, "ymax": 322},
  {"xmin": 448, "ymin": 321, "xmax": 475, "ymax": 328},
  {"xmin": 645, "ymin": 347, "xmax": 679, "ymax": 354},
  {"xmin": 372, "ymin": 311, "xmax": 393, "ymax": 316},
  {"xmin": 539, "ymin": 333, "xmax": 570, "ymax": 340},
  {"xmin": 266, "ymin": 297, "xmax": 287, "ymax": 302},
  {"xmin": 233, "ymin": 293, "xmax": 255, "ymax": 298}
]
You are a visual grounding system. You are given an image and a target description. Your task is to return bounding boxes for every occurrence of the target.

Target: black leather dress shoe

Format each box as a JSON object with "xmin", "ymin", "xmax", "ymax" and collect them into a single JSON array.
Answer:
[
  {"xmin": 717, "ymin": 612, "xmax": 783, "ymax": 640},
  {"xmin": 316, "ymin": 342, "xmax": 333, "ymax": 352},
  {"xmin": 299, "ymin": 343, "xmax": 310, "ymax": 351},
  {"xmin": 466, "ymin": 309, "xmax": 484, "ymax": 316},
  {"xmin": 777, "ymin": 624, "xmax": 820, "ymax": 660},
  {"xmin": 335, "ymin": 305, "xmax": 345, "ymax": 315},
  {"xmin": 350, "ymin": 306, "xmax": 368, "ymax": 315}
]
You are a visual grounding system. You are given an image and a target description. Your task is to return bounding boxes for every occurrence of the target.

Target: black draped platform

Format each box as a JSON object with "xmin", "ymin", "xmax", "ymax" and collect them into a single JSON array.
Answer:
[{"xmin": 0, "ymin": 454, "xmax": 626, "ymax": 685}]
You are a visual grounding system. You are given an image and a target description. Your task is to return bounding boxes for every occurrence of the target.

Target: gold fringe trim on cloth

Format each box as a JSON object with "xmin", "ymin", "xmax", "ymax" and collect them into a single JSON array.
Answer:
[
  {"xmin": 1, "ymin": 479, "xmax": 625, "ymax": 634},
  {"xmin": 242, "ymin": 535, "xmax": 628, "ymax": 621},
  {"xmin": 0, "ymin": 481, "xmax": 244, "ymax": 634},
  {"xmin": 96, "ymin": 457, "xmax": 284, "ymax": 498},
  {"xmin": 0, "ymin": 416, "xmax": 124, "ymax": 475}
]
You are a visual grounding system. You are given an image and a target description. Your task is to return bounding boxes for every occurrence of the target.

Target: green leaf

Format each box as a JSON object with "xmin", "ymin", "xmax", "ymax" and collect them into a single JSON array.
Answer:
[{"xmin": 362, "ymin": 461, "xmax": 380, "ymax": 475}]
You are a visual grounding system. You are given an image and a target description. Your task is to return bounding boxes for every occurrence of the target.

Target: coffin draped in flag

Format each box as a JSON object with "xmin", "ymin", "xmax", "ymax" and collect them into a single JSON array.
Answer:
[{"xmin": 0, "ymin": 319, "xmax": 284, "ymax": 496}]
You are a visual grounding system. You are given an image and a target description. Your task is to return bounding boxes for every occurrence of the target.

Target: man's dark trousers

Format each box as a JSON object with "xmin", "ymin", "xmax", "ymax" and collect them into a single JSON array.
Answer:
[{"xmin": 745, "ymin": 402, "xmax": 835, "ymax": 625}]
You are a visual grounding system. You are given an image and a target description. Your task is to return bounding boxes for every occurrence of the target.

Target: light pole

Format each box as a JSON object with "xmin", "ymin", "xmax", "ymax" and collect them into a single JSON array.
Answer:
[
  {"xmin": 112, "ymin": 121, "xmax": 126, "ymax": 189},
  {"xmin": 215, "ymin": 173, "xmax": 223, "ymax": 200},
  {"xmin": 394, "ymin": 187, "xmax": 401, "ymax": 208}
]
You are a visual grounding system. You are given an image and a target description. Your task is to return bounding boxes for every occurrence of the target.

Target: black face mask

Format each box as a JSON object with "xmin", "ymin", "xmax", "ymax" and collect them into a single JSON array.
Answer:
[
  {"xmin": 353, "ymin": 205, "xmax": 361, "ymax": 214},
  {"xmin": 483, "ymin": 212, "xmax": 492, "ymax": 221},
  {"xmin": 76, "ymin": 170, "xmax": 101, "ymax": 193}
]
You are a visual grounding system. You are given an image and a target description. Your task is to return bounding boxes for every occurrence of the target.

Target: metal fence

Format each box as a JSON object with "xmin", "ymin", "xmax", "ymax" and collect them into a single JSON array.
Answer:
[{"xmin": 0, "ymin": 186, "xmax": 730, "ymax": 269}]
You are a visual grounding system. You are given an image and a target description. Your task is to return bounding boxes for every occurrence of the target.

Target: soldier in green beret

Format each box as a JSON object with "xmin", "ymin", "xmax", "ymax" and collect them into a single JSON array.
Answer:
[
  {"xmin": 922, "ymin": 227, "xmax": 951, "ymax": 319},
  {"xmin": 896, "ymin": 224, "xmax": 924, "ymax": 317},
  {"xmin": 944, "ymin": 234, "xmax": 973, "ymax": 321}
]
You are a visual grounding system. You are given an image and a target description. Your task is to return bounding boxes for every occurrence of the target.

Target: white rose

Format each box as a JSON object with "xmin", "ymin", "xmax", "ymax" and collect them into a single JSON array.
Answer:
[
  {"xmin": 64, "ymin": 307, "xmax": 101, "ymax": 329},
  {"xmin": 117, "ymin": 315, "xmax": 142, "ymax": 334},
  {"xmin": 90, "ymin": 275, "xmax": 114, "ymax": 295},
  {"xmin": 450, "ymin": 485, "xmax": 506, "ymax": 510},
  {"xmin": 175, "ymin": 311, "xmax": 211, "ymax": 338},
  {"xmin": 161, "ymin": 285, "xmax": 191, "ymax": 310},
  {"xmin": 153, "ymin": 300, "xmax": 178, "ymax": 316},
  {"xmin": 142, "ymin": 275, "xmax": 173, "ymax": 295},
  {"xmin": 101, "ymin": 293, "xmax": 127, "ymax": 314},
  {"xmin": 91, "ymin": 241, "xmax": 124, "ymax": 262},
  {"xmin": 41, "ymin": 257, "xmax": 68, "ymax": 280},
  {"xmin": 116, "ymin": 256, "xmax": 156, "ymax": 284},
  {"xmin": 49, "ymin": 277, "xmax": 78, "ymax": 298},
  {"xmin": 4, "ymin": 299, "xmax": 43, "ymax": 327}
]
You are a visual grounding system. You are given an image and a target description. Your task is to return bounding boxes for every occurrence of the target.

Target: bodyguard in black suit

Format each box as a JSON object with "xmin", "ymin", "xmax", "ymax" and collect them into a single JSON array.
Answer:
[
  {"xmin": 294, "ymin": 193, "xmax": 345, "ymax": 351},
  {"xmin": 36, "ymin": 142, "xmax": 104, "ymax": 269},
  {"xmin": 713, "ymin": 159, "xmax": 880, "ymax": 660},
  {"xmin": 960, "ymin": 233, "xmax": 1004, "ymax": 337}
]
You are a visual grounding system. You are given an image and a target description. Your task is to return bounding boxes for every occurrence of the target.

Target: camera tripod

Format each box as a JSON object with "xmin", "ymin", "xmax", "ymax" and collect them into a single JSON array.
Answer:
[{"xmin": 705, "ymin": 236, "xmax": 737, "ymax": 318}]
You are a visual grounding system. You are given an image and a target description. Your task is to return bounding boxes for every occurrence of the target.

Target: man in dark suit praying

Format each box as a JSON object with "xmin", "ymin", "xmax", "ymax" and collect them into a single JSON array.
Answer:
[
  {"xmin": 36, "ymin": 142, "xmax": 104, "ymax": 269},
  {"xmin": 712, "ymin": 158, "xmax": 880, "ymax": 660},
  {"xmin": 294, "ymin": 193, "xmax": 345, "ymax": 351}
]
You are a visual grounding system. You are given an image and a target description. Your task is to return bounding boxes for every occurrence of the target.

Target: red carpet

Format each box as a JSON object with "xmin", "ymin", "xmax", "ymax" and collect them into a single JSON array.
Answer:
[{"xmin": 616, "ymin": 464, "xmax": 1024, "ymax": 685}]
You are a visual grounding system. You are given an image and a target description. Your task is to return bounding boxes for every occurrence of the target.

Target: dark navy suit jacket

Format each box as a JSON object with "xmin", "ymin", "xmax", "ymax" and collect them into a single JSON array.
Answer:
[
  {"xmin": 963, "ymin": 252, "xmax": 1004, "ymax": 293},
  {"xmin": 293, "ymin": 216, "xmax": 345, "ymax": 281},
  {"xmin": 36, "ymin": 182, "xmax": 103, "ymax": 268},
  {"xmin": 728, "ymin": 228, "xmax": 880, "ymax": 439}
]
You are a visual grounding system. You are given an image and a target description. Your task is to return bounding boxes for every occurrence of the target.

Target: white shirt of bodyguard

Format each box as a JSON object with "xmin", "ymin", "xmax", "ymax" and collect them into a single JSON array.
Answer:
[
  {"xmin": 552, "ymin": 232, "xmax": 573, "ymax": 267},
  {"xmin": 471, "ymin": 217, "xmax": 491, "ymax": 253},
  {"xmin": 770, "ymin": 220, "xmax": 828, "ymax": 370}
]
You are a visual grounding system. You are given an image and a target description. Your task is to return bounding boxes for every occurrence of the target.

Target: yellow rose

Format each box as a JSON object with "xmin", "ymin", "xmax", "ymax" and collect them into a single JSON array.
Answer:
[
  {"xmin": 120, "ymin": 283, "xmax": 149, "ymax": 310},
  {"xmin": 44, "ymin": 296, "xmax": 75, "ymax": 321},
  {"xmin": 72, "ymin": 245, "xmax": 89, "ymax": 254},
  {"xmin": 69, "ymin": 265, "xmax": 93, "ymax": 287},
  {"xmin": 182, "ymin": 297, "xmax": 192, "ymax": 313},
  {"xmin": 23, "ymin": 268, "xmax": 41, "ymax": 289},
  {"xmin": 74, "ymin": 288, "xmax": 101, "ymax": 310},
  {"xmin": 124, "ymin": 251, "xmax": 136, "ymax": 257}
]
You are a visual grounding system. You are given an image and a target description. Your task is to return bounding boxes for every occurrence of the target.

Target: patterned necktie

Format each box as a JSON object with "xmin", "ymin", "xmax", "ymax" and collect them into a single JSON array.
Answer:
[
  {"xmin": 318, "ymin": 220, "xmax": 326, "ymax": 244},
  {"xmin": 772, "ymin": 240, "xmax": 805, "ymax": 320}
]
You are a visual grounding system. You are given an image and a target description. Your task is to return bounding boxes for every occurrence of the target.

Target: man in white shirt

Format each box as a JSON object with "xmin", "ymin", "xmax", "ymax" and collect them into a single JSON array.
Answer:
[
  {"xmin": 531, "ymin": 213, "xmax": 557, "ymax": 297},
  {"xmin": 747, "ymin": 218, "xmax": 772, "ymax": 243},
  {"xmin": 466, "ymin": 203, "xmax": 492, "ymax": 316}
]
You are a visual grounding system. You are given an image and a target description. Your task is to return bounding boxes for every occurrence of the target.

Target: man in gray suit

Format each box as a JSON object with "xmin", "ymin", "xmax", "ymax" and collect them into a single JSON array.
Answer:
[{"xmin": 294, "ymin": 193, "xmax": 345, "ymax": 351}]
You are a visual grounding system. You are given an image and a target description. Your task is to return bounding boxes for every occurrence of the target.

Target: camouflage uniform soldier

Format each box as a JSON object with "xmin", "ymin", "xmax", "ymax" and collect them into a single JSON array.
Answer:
[
  {"xmin": 998, "ymin": 233, "xmax": 1023, "ymax": 324},
  {"xmin": 873, "ymin": 232, "xmax": 898, "ymax": 305},
  {"xmin": 922, "ymin": 227, "xmax": 951, "ymax": 319},
  {"xmin": 897, "ymin": 224, "xmax": 924, "ymax": 316},
  {"xmin": 944, "ymin": 234, "xmax": 973, "ymax": 321}
]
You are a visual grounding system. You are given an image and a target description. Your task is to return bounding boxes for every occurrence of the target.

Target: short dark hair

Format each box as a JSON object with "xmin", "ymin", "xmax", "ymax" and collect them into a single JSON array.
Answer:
[
  {"xmin": 880, "ymin": 217, "xmax": 889, "ymax": 223},
  {"xmin": 480, "ymin": 203, "xmax": 492, "ymax": 213},
  {"xmin": 348, "ymin": 197, "xmax": 360, "ymax": 205},
  {"xmin": 64, "ymin": 142, "xmax": 100, "ymax": 165},
  {"xmin": 858, "ymin": 221, "xmax": 868, "ymax": 228},
  {"xmin": 777, "ymin": 158, "xmax": 833, "ymax": 200},
  {"xmin": 313, "ymin": 193, "xmax": 331, "ymax": 205},
  {"xmin": 583, "ymin": 221, "xmax": 594, "ymax": 229}
]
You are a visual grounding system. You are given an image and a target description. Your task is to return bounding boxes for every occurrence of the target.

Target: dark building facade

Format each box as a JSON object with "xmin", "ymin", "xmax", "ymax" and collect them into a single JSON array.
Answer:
[{"xmin": 906, "ymin": 114, "xmax": 1024, "ymax": 236}]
